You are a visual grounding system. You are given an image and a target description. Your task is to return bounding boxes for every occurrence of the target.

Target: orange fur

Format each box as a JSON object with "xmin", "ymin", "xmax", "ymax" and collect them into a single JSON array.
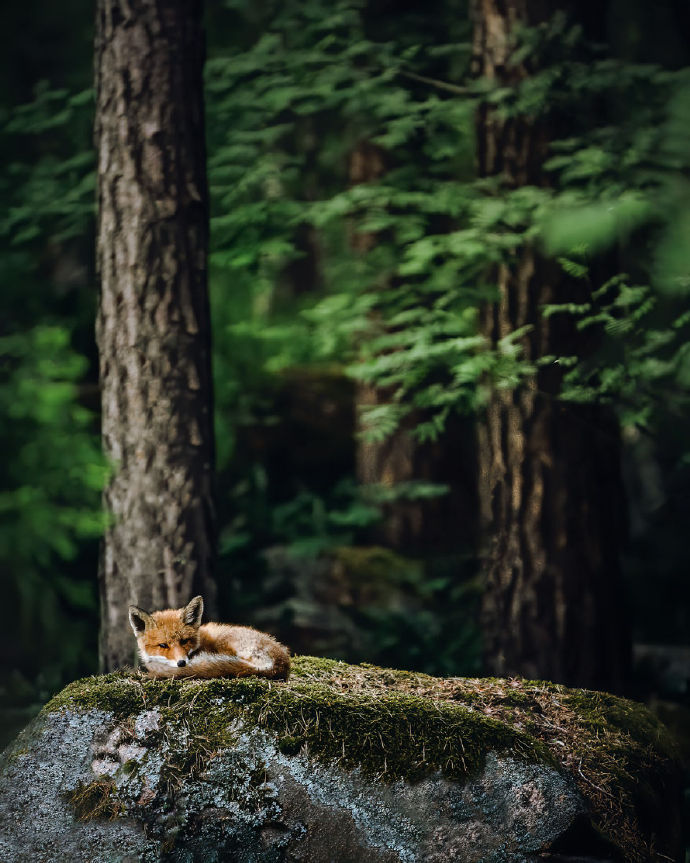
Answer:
[{"xmin": 128, "ymin": 596, "xmax": 290, "ymax": 680}]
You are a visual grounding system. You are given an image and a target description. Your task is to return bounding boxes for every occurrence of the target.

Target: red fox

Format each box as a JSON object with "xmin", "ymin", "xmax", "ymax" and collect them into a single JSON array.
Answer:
[{"xmin": 127, "ymin": 595, "xmax": 290, "ymax": 680}]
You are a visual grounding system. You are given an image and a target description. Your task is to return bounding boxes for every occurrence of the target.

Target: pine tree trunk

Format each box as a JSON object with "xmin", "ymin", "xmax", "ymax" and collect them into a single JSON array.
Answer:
[
  {"xmin": 472, "ymin": 0, "xmax": 629, "ymax": 690},
  {"xmin": 349, "ymin": 141, "xmax": 421, "ymax": 548},
  {"xmin": 95, "ymin": 0, "xmax": 216, "ymax": 671},
  {"xmin": 350, "ymin": 142, "xmax": 478, "ymax": 552}
]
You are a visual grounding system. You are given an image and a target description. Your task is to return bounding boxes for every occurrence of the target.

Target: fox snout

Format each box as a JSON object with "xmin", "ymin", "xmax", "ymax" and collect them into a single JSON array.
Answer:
[{"xmin": 170, "ymin": 646, "xmax": 189, "ymax": 665}]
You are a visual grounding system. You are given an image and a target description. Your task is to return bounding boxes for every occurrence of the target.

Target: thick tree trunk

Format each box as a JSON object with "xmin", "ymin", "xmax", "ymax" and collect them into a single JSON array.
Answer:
[
  {"xmin": 95, "ymin": 0, "xmax": 216, "ymax": 671},
  {"xmin": 473, "ymin": 0, "xmax": 629, "ymax": 690}
]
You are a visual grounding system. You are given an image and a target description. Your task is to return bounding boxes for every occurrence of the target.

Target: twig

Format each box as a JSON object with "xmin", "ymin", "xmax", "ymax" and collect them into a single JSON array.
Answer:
[
  {"xmin": 577, "ymin": 757, "xmax": 616, "ymax": 800},
  {"xmin": 398, "ymin": 68, "xmax": 473, "ymax": 96}
]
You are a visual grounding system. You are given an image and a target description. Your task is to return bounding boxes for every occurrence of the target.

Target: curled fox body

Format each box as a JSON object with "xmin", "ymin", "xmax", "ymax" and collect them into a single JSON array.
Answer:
[{"xmin": 128, "ymin": 596, "xmax": 290, "ymax": 680}]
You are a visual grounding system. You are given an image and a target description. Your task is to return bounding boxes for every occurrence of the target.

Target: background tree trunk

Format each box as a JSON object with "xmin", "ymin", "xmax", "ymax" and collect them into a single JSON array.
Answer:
[
  {"xmin": 472, "ymin": 0, "xmax": 630, "ymax": 690},
  {"xmin": 350, "ymin": 141, "xmax": 477, "ymax": 552},
  {"xmin": 95, "ymin": 0, "xmax": 216, "ymax": 671},
  {"xmin": 349, "ymin": 141, "xmax": 422, "ymax": 548}
]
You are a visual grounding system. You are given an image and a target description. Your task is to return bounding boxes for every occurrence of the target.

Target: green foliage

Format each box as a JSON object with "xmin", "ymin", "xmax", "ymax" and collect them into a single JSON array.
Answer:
[
  {"xmin": 204, "ymin": 0, "xmax": 690, "ymax": 667},
  {"xmin": 0, "ymin": 81, "xmax": 101, "ymax": 696},
  {"xmin": 0, "ymin": 327, "xmax": 106, "ymax": 563},
  {"xmin": 529, "ymin": 53, "xmax": 690, "ymax": 438},
  {"xmin": 2, "ymin": 87, "xmax": 93, "ymax": 229},
  {"xmin": 542, "ymin": 273, "xmax": 690, "ymax": 428},
  {"xmin": 0, "ymin": 323, "xmax": 104, "ymax": 693},
  {"xmin": 536, "ymin": 56, "xmax": 690, "ymax": 296},
  {"xmin": 270, "ymin": 482, "xmax": 382, "ymax": 557},
  {"xmin": 541, "ymin": 193, "xmax": 652, "ymax": 256},
  {"xmin": 206, "ymin": 0, "xmax": 486, "ymax": 449}
]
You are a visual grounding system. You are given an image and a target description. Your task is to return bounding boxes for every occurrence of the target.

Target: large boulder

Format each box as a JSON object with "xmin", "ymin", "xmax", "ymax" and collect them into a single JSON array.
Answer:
[{"xmin": 0, "ymin": 657, "xmax": 682, "ymax": 862}]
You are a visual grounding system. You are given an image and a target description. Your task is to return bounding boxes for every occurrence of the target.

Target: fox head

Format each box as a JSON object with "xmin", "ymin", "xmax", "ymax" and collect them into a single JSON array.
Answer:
[{"xmin": 128, "ymin": 595, "xmax": 204, "ymax": 671}]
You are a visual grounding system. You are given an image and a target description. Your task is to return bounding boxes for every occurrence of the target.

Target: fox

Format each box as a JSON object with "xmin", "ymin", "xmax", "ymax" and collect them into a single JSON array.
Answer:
[{"xmin": 127, "ymin": 595, "xmax": 290, "ymax": 680}]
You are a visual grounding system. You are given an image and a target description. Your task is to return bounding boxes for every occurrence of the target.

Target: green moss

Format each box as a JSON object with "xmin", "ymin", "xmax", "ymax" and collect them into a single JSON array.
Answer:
[
  {"xmin": 277, "ymin": 735, "xmax": 303, "ymax": 756},
  {"xmin": 290, "ymin": 655, "xmax": 348, "ymax": 679},
  {"xmin": 564, "ymin": 691, "xmax": 678, "ymax": 756},
  {"xmin": 247, "ymin": 681, "xmax": 550, "ymax": 781},
  {"xmin": 43, "ymin": 669, "xmax": 166, "ymax": 716}
]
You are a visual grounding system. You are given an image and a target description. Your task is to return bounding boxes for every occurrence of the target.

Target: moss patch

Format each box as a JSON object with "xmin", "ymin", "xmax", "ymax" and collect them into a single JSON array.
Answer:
[
  {"xmin": 249, "ymin": 681, "xmax": 548, "ymax": 781},
  {"xmin": 45, "ymin": 657, "xmax": 680, "ymax": 862}
]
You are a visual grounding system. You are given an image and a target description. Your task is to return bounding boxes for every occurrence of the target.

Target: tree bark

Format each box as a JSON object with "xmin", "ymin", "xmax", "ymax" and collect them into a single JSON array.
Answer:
[
  {"xmin": 473, "ymin": 0, "xmax": 629, "ymax": 690},
  {"xmin": 95, "ymin": 0, "xmax": 216, "ymax": 671}
]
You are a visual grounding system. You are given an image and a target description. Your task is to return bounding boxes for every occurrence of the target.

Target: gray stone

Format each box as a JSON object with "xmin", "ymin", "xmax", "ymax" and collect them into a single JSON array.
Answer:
[{"xmin": 1, "ymin": 708, "xmax": 601, "ymax": 863}]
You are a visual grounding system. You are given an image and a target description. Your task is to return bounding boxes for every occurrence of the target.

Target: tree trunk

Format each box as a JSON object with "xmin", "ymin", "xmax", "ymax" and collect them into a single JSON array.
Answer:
[
  {"xmin": 350, "ymin": 142, "xmax": 478, "ymax": 552},
  {"xmin": 95, "ymin": 0, "xmax": 216, "ymax": 671},
  {"xmin": 473, "ymin": 0, "xmax": 629, "ymax": 690},
  {"xmin": 349, "ymin": 141, "xmax": 419, "ymax": 548}
]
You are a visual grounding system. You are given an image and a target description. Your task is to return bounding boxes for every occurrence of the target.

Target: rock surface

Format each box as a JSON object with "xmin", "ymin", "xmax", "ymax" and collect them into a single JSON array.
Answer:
[{"xmin": 0, "ymin": 657, "xmax": 682, "ymax": 862}]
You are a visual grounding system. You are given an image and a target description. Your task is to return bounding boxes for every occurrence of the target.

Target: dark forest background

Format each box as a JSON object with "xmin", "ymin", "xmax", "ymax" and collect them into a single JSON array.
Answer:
[{"xmin": 1, "ymin": 0, "xmax": 690, "ymax": 752}]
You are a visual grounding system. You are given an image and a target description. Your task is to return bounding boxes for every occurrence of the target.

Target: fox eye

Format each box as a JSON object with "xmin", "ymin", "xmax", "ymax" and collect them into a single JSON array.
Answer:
[
  {"xmin": 180, "ymin": 638, "xmax": 189, "ymax": 645},
  {"xmin": 157, "ymin": 642, "xmax": 169, "ymax": 649}
]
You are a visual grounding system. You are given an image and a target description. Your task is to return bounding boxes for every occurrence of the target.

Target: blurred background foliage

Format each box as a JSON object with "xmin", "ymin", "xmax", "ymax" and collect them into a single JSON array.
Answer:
[{"xmin": 1, "ymin": 0, "xmax": 689, "ymax": 745}]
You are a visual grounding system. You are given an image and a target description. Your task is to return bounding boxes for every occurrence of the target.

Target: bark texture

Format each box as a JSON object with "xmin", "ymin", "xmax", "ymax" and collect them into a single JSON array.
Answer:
[
  {"xmin": 95, "ymin": 0, "xmax": 216, "ymax": 671},
  {"xmin": 473, "ymin": 0, "xmax": 629, "ymax": 690}
]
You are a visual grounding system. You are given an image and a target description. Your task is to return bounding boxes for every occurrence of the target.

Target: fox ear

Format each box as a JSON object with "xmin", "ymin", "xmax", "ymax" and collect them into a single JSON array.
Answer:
[
  {"xmin": 182, "ymin": 595, "xmax": 204, "ymax": 627},
  {"xmin": 128, "ymin": 606, "xmax": 153, "ymax": 635}
]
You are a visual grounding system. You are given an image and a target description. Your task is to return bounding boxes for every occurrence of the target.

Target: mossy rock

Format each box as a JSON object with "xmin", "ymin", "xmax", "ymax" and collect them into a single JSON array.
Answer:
[{"xmin": 0, "ymin": 657, "xmax": 682, "ymax": 862}]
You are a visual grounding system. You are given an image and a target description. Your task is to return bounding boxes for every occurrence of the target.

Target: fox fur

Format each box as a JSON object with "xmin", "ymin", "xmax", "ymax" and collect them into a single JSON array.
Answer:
[{"xmin": 128, "ymin": 595, "xmax": 290, "ymax": 680}]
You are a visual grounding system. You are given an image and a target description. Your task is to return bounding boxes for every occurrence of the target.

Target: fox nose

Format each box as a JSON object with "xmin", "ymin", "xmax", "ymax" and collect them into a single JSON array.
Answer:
[{"xmin": 177, "ymin": 659, "xmax": 187, "ymax": 667}]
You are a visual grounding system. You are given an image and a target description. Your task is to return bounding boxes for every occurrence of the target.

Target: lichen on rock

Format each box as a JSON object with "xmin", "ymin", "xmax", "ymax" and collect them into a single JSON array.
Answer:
[{"xmin": 0, "ymin": 656, "xmax": 682, "ymax": 862}]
